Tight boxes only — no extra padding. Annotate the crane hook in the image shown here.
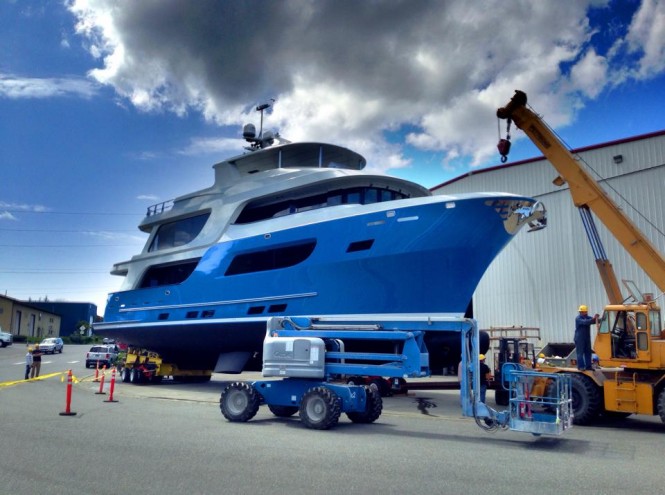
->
[497,118,512,163]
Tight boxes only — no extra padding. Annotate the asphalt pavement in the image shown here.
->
[1,344,664,495]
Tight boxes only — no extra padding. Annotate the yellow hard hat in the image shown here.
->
[539,353,545,358]
[578,305,588,312]
[479,354,485,360]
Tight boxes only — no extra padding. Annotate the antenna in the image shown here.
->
[256,99,275,141]
[243,99,276,151]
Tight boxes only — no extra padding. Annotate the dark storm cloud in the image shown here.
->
[68,0,663,173]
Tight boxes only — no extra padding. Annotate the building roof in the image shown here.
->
[431,129,665,191]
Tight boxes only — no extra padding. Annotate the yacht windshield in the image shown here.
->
[148,213,210,252]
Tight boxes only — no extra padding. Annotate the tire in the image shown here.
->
[130,368,141,384]
[268,405,299,417]
[570,373,602,425]
[346,376,364,386]
[657,388,665,424]
[220,382,261,422]
[347,386,383,424]
[299,386,341,430]
[120,368,131,383]
[85,361,90,369]
[369,377,392,397]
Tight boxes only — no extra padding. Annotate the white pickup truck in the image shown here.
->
[0,327,12,347]
[85,344,119,368]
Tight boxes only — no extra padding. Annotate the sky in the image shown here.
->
[1,0,664,316]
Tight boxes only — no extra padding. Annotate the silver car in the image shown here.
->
[39,337,64,354]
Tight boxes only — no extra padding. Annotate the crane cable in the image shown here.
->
[525,102,665,241]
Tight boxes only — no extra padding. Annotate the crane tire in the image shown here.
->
[657,388,665,424]
[570,373,602,425]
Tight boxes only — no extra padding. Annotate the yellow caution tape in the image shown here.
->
[0,370,78,388]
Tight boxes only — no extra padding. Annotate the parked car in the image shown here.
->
[39,337,64,354]
[85,344,119,369]
[0,327,12,348]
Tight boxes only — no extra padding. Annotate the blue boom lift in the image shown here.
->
[220,315,573,435]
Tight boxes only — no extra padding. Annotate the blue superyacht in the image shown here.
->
[94,104,545,372]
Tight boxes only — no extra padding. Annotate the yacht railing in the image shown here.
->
[146,200,174,217]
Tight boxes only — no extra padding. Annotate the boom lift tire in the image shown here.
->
[220,382,261,422]
[570,373,602,425]
[299,386,341,430]
[120,368,131,383]
[268,405,299,417]
[346,386,383,424]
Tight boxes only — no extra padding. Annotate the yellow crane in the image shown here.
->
[497,91,665,425]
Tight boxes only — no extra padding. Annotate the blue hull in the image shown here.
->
[97,195,528,370]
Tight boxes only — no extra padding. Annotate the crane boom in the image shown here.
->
[497,90,665,296]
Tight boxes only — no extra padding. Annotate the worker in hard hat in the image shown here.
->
[478,354,491,403]
[575,305,600,371]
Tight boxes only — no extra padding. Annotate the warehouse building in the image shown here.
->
[0,294,62,339]
[432,130,665,348]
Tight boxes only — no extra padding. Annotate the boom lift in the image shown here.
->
[497,90,665,424]
[220,316,572,435]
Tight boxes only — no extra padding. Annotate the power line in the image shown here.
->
[0,228,137,233]
[0,244,140,247]
[1,209,139,216]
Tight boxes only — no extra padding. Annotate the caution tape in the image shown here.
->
[0,370,80,388]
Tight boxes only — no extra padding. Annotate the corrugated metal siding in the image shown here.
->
[433,132,665,347]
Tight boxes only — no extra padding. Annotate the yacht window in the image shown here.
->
[225,241,316,276]
[149,212,210,252]
[346,191,361,204]
[364,188,378,204]
[138,259,200,288]
[235,187,409,224]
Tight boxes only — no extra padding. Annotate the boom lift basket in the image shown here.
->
[506,368,573,435]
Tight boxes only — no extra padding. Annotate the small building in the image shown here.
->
[432,130,665,346]
[0,295,62,339]
[27,301,98,338]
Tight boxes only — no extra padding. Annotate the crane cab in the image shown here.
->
[595,301,663,369]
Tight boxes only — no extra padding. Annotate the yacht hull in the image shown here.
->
[96,194,534,371]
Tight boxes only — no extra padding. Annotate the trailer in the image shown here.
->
[220,316,573,435]
[118,347,212,384]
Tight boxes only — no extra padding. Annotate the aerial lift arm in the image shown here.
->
[497,90,665,297]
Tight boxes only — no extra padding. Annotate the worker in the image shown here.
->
[575,305,600,371]
[478,354,491,403]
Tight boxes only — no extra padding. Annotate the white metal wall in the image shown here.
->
[433,132,665,348]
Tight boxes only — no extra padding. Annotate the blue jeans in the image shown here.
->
[575,331,592,370]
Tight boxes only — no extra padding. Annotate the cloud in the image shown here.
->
[0,74,98,99]
[66,0,663,177]
[136,195,158,201]
[177,137,243,157]
[570,49,609,99]
[0,201,50,213]
[0,211,18,221]
[623,0,665,78]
